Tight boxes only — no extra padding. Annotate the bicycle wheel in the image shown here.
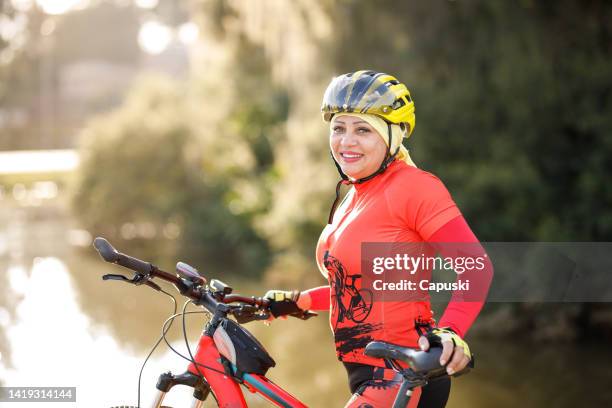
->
[350,289,373,323]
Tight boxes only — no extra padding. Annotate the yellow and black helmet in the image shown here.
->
[321,70,416,135]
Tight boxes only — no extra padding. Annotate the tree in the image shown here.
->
[73,74,270,277]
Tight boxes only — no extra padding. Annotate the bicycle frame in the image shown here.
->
[150,330,307,408]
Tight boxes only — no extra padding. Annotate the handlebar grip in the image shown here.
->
[93,237,119,262]
[93,237,153,275]
[116,252,153,275]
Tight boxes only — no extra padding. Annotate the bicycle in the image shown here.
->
[93,237,472,408]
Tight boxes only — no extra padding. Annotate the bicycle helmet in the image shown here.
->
[321,70,415,135]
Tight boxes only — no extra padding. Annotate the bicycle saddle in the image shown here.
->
[364,341,447,379]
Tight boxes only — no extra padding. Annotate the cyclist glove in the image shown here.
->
[427,327,473,368]
[264,289,303,317]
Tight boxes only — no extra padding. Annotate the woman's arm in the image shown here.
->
[428,215,494,338]
[298,286,330,312]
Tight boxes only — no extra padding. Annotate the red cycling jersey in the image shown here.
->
[313,159,487,367]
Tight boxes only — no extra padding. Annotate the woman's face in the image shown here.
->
[330,115,388,180]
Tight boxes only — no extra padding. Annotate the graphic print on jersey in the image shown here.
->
[324,250,373,326]
[324,250,380,360]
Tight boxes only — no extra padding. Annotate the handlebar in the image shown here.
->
[92,237,315,323]
[223,295,267,306]
[93,237,199,295]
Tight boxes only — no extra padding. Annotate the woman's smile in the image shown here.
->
[339,150,365,163]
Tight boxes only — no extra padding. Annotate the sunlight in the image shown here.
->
[138,21,172,55]
[135,0,158,9]
[0,150,79,174]
[178,22,199,45]
[10,0,33,12]
[35,0,89,15]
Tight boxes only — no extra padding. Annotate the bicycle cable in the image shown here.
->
[160,310,228,377]
[175,301,223,405]
[182,300,208,381]
[136,287,177,408]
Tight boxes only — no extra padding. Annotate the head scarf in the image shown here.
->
[331,113,417,168]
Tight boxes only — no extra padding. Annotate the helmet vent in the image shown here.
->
[391,98,406,110]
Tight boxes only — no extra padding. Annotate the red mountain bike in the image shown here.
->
[93,237,469,408]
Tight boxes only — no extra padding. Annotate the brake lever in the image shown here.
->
[233,307,270,324]
[102,273,161,291]
[289,310,318,320]
[234,314,270,324]
[102,273,131,282]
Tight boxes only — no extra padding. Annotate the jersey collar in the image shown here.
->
[353,159,404,193]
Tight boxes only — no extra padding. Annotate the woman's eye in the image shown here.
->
[332,126,344,133]
[357,127,371,133]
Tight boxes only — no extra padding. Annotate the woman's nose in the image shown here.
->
[340,131,358,147]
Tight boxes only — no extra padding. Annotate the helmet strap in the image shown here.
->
[330,151,350,181]
[327,179,350,224]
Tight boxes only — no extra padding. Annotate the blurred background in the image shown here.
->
[1,0,611,406]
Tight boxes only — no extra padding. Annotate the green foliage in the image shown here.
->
[72,29,291,281]
[72,74,270,277]
[326,0,612,241]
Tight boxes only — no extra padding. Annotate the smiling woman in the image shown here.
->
[260,70,493,408]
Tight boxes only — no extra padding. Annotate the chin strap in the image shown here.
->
[327,122,399,224]
[327,179,349,224]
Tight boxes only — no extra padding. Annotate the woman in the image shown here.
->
[265,70,492,407]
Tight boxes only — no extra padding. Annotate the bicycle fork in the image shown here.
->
[151,370,210,408]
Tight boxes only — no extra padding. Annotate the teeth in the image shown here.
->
[342,153,362,158]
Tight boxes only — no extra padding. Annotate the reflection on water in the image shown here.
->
[1,179,611,407]
[0,255,214,408]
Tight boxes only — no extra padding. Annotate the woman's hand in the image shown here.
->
[262,289,308,323]
[263,291,312,324]
[418,328,472,376]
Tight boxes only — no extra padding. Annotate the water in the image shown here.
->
[1,179,611,407]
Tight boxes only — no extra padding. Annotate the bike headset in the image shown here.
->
[321,70,416,224]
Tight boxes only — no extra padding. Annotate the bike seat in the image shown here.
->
[364,341,447,379]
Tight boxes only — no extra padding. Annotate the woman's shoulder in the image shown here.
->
[383,161,460,235]
[385,161,450,197]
